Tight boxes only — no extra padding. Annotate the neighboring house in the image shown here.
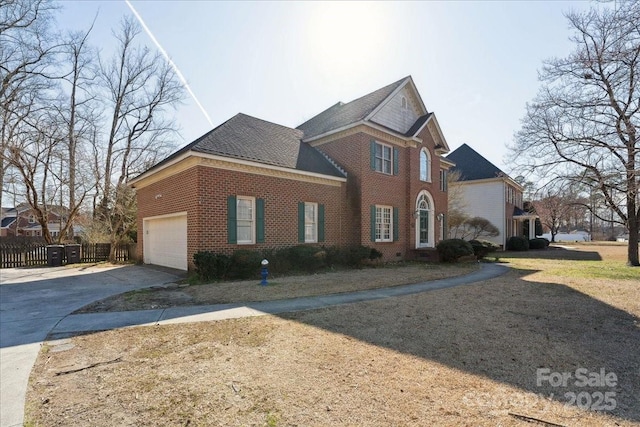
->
[130,76,453,271]
[446,143,538,248]
[0,204,68,238]
[1,207,17,237]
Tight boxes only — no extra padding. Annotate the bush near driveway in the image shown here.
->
[436,239,474,262]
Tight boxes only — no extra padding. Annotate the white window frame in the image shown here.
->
[304,202,318,243]
[28,214,35,224]
[401,96,408,109]
[374,141,393,175]
[420,148,431,182]
[439,169,447,191]
[236,196,255,245]
[375,205,393,243]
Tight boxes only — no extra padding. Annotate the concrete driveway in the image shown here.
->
[0,264,183,427]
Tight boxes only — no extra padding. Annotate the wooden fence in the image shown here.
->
[0,243,134,268]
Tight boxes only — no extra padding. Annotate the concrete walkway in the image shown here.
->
[51,263,509,335]
[1,262,508,427]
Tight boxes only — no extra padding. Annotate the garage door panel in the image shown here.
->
[144,214,187,270]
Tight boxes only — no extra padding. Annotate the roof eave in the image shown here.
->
[302,120,421,146]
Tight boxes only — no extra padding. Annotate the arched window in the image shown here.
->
[401,96,408,109]
[419,148,431,182]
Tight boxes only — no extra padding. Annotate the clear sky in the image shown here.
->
[56,0,593,173]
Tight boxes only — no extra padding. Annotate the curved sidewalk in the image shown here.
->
[50,263,509,337]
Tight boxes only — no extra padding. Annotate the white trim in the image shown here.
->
[419,148,432,182]
[414,190,435,248]
[302,120,421,146]
[365,76,428,122]
[425,113,450,153]
[373,140,393,175]
[129,151,347,187]
[143,211,188,221]
[374,205,393,243]
[304,202,318,243]
[236,196,255,245]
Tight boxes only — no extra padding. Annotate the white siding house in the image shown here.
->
[447,144,537,248]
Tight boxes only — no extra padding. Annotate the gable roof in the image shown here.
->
[297,77,410,139]
[446,143,507,181]
[135,113,346,181]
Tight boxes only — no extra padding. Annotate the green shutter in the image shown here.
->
[227,195,237,244]
[318,204,325,242]
[370,205,376,242]
[256,198,265,243]
[393,147,399,175]
[393,207,399,241]
[370,140,376,170]
[298,202,305,243]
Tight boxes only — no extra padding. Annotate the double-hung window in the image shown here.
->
[304,202,317,243]
[375,205,392,242]
[374,142,392,175]
[439,169,447,192]
[236,196,254,244]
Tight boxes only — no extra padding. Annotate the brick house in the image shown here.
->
[446,143,538,248]
[130,76,453,270]
[0,204,68,238]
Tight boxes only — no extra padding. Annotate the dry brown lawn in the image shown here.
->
[25,244,640,426]
[75,262,479,313]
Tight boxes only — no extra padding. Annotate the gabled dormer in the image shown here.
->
[367,77,426,135]
[297,76,450,155]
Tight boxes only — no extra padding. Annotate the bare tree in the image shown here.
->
[446,170,468,238]
[510,1,640,266]
[0,0,58,211]
[94,17,183,260]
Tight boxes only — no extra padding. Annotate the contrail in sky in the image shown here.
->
[125,0,214,127]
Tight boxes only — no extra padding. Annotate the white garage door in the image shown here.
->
[143,213,188,270]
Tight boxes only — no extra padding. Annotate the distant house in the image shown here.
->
[0,204,68,238]
[446,143,538,248]
[130,76,454,270]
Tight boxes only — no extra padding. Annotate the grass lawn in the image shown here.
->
[25,243,640,426]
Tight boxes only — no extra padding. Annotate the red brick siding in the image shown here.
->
[319,129,448,260]
[136,165,345,270]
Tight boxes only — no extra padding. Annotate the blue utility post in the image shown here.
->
[260,259,269,285]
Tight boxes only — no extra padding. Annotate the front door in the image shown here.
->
[419,210,429,246]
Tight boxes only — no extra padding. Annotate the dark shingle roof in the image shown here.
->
[297,77,409,139]
[446,143,506,181]
[142,114,346,179]
[1,217,16,227]
[405,113,432,137]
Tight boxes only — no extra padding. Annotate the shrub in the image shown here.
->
[529,237,550,250]
[468,239,499,260]
[229,249,263,279]
[506,236,530,251]
[436,239,474,263]
[286,245,326,272]
[193,251,232,281]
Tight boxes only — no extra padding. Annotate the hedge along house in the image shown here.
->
[130,76,453,270]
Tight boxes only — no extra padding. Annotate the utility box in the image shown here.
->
[65,244,81,264]
[46,245,64,267]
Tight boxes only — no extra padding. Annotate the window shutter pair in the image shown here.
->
[227,196,264,244]
[369,140,399,175]
[298,202,325,243]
